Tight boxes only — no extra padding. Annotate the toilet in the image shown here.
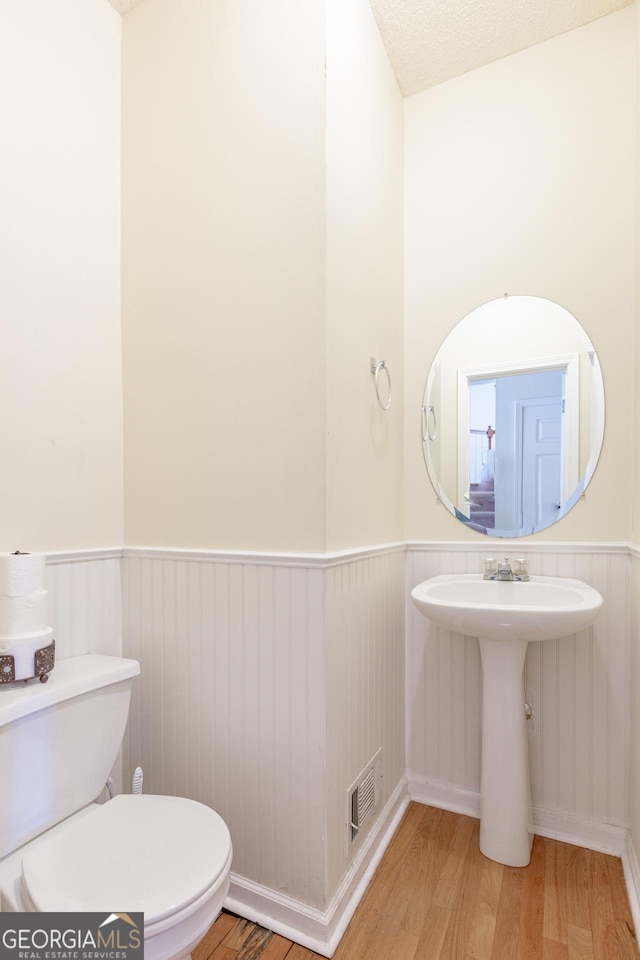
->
[0,654,232,960]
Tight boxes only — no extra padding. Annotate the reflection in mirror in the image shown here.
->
[421,296,605,538]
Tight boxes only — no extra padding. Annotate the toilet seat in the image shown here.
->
[21,794,232,926]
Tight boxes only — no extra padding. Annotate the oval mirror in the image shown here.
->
[421,296,605,538]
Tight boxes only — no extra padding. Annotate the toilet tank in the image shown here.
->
[0,654,140,859]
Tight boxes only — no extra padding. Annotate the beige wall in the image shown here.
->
[122,0,404,554]
[405,9,635,543]
[0,0,123,551]
[325,0,404,551]
[4,1,634,560]
[121,0,327,552]
[634,0,640,549]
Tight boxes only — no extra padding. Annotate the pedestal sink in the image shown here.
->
[411,573,603,867]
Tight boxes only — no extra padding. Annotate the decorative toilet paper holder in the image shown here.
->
[0,639,56,684]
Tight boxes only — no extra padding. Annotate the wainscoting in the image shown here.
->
[45,548,123,660]
[44,549,124,791]
[41,541,640,954]
[627,548,640,937]
[120,545,407,955]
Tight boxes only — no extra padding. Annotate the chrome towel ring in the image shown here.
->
[421,404,437,442]
[370,357,391,411]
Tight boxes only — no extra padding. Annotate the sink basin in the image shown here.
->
[411,573,603,642]
[411,572,603,868]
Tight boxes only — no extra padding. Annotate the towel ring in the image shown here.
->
[421,404,437,442]
[370,357,391,411]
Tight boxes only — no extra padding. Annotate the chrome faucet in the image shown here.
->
[483,557,530,581]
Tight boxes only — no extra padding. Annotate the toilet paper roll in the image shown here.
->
[0,628,54,682]
[0,553,46,597]
[0,590,48,637]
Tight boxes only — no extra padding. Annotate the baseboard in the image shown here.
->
[622,833,640,943]
[408,774,480,818]
[408,775,627,855]
[225,777,409,958]
[533,806,626,855]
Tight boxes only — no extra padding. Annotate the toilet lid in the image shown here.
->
[21,795,232,923]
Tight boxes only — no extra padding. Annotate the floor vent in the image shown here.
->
[347,749,382,851]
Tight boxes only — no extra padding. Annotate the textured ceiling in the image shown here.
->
[368,0,633,96]
[106,0,633,98]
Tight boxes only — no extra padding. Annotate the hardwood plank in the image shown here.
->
[615,919,640,960]
[439,817,484,960]
[566,847,590,931]
[586,850,620,960]
[370,805,446,944]
[193,913,239,960]
[401,806,447,936]
[413,902,452,960]
[254,934,294,960]
[544,840,568,944]
[607,856,636,928]
[542,939,569,960]
[208,947,238,960]
[334,803,436,958]
[467,853,504,960]
[236,926,275,960]
[567,924,594,960]
[375,928,419,960]
[491,865,526,960]
[285,946,317,960]
[223,918,257,951]
[518,836,546,960]
[432,813,476,909]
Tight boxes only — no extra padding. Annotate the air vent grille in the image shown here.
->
[347,749,382,849]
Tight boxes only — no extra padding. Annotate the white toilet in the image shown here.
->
[0,654,232,960]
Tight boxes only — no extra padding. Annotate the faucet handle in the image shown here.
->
[482,557,497,579]
[513,558,530,580]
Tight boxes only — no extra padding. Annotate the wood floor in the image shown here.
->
[193,802,639,960]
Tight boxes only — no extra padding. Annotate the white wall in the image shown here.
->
[325,0,404,551]
[0,0,123,552]
[121,0,327,553]
[405,9,635,543]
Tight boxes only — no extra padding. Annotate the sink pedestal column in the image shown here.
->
[479,636,533,867]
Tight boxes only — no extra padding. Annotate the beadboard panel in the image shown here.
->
[628,551,640,860]
[325,550,406,901]
[45,551,123,660]
[121,546,407,915]
[406,544,630,828]
[122,554,327,910]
